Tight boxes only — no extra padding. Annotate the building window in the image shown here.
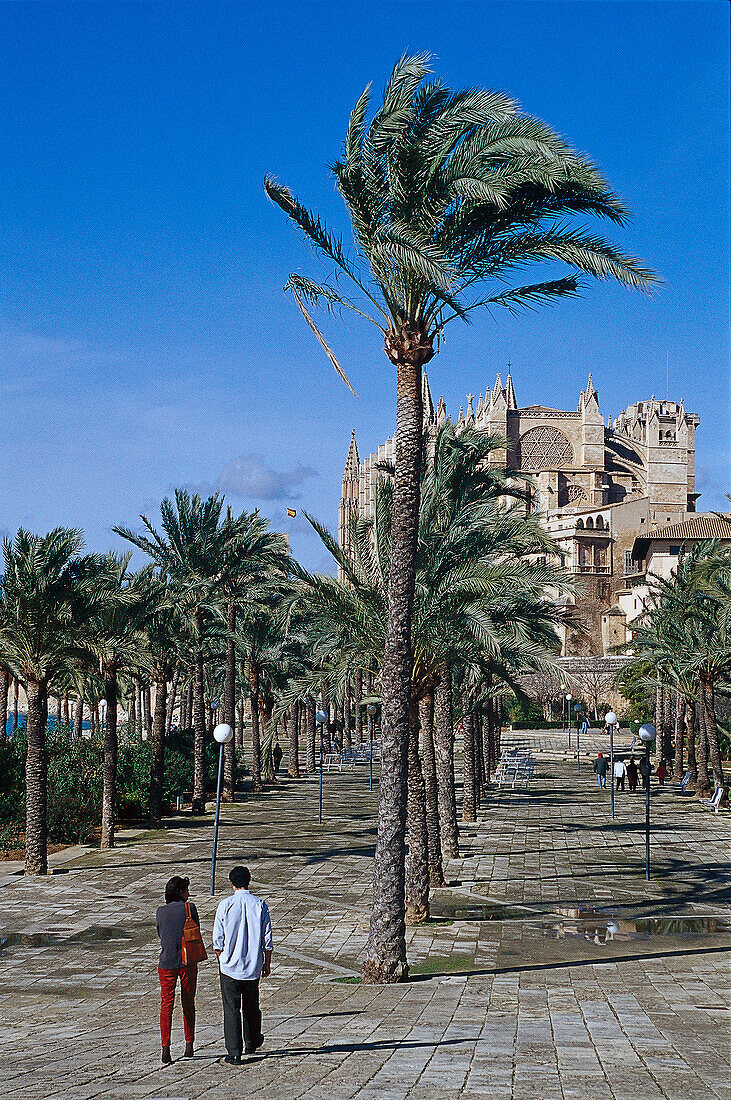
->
[519,425,573,470]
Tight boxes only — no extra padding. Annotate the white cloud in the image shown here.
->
[217,454,317,501]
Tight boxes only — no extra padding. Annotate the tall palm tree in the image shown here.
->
[89,555,149,849]
[266,54,654,980]
[0,529,109,874]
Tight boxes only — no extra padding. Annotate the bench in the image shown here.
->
[494,753,536,789]
[699,787,725,813]
[322,753,355,772]
[672,770,691,794]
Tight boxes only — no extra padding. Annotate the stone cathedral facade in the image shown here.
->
[338,371,700,657]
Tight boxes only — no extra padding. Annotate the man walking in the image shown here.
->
[614,757,627,791]
[593,752,608,788]
[213,866,273,1065]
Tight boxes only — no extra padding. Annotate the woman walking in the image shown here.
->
[156,876,200,1064]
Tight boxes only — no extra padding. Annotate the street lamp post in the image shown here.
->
[367,704,378,791]
[315,709,328,824]
[605,711,617,820]
[210,722,234,895]
[638,723,656,880]
[573,703,582,769]
[566,693,572,747]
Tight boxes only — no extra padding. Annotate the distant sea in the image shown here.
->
[4,717,92,736]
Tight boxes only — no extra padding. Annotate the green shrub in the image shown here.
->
[46,727,102,843]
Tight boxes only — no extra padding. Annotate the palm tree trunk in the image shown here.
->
[685,700,697,788]
[249,669,262,793]
[0,667,9,739]
[287,703,300,778]
[12,678,19,733]
[149,672,168,828]
[354,669,363,745]
[433,669,459,860]
[363,354,423,985]
[74,694,84,739]
[100,670,119,849]
[306,698,316,773]
[24,679,48,875]
[260,700,275,782]
[419,691,444,888]
[192,641,207,814]
[166,668,180,734]
[236,699,245,752]
[62,695,70,726]
[223,601,237,802]
[405,697,429,924]
[344,695,352,751]
[462,708,476,823]
[695,679,712,797]
[672,693,685,783]
[701,676,724,788]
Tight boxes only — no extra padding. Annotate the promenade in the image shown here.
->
[1,753,729,1100]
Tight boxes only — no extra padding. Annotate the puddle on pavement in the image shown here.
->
[0,923,147,953]
[430,901,540,921]
[540,909,731,944]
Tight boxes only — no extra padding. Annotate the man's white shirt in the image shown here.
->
[213,889,273,980]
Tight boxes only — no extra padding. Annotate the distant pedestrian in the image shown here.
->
[639,755,652,789]
[213,866,273,1066]
[614,758,627,791]
[657,760,667,785]
[627,756,639,792]
[156,876,200,1065]
[272,739,283,775]
[593,753,608,788]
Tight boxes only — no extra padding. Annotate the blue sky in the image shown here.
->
[2,1,729,571]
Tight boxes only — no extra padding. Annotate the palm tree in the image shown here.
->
[89,554,149,849]
[0,529,109,874]
[266,54,654,980]
[287,424,575,946]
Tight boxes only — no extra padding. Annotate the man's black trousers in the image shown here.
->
[219,973,263,1056]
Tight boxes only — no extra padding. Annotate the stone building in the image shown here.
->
[339,371,701,656]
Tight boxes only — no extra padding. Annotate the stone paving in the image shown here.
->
[0,754,729,1100]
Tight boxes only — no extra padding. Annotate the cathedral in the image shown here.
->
[338,371,700,657]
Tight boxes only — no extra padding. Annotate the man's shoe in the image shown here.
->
[161,1046,172,1065]
[223,1054,242,1065]
[245,1034,264,1055]
[184,1042,194,1058]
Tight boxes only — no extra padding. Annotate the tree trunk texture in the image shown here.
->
[260,700,275,782]
[74,695,84,739]
[249,670,262,793]
[363,350,425,985]
[222,601,237,802]
[24,679,48,875]
[287,703,300,778]
[419,692,444,888]
[694,682,712,797]
[405,698,430,925]
[236,699,245,753]
[433,669,459,860]
[475,710,484,803]
[100,671,119,849]
[344,696,352,751]
[334,700,344,752]
[461,709,477,823]
[354,670,364,745]
[192,644,207,813]
[144,686,153,739]
[62,696,70,726]
[306,699,316,773]
[149,673,167,828]
[700,676,724,788]
[166,668,180,734]
[685,701,697,788]
[0,667,9,739]
[12,678,19,732]
[672,694,685,783]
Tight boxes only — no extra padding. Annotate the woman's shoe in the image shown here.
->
[184,1042,194,1058]
[161,1046,172,1065]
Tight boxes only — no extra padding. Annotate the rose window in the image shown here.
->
[519,426,573,470]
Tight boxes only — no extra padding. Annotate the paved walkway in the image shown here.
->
[1,759,729,1099]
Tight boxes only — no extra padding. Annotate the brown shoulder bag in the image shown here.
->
[181,902,208,966]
